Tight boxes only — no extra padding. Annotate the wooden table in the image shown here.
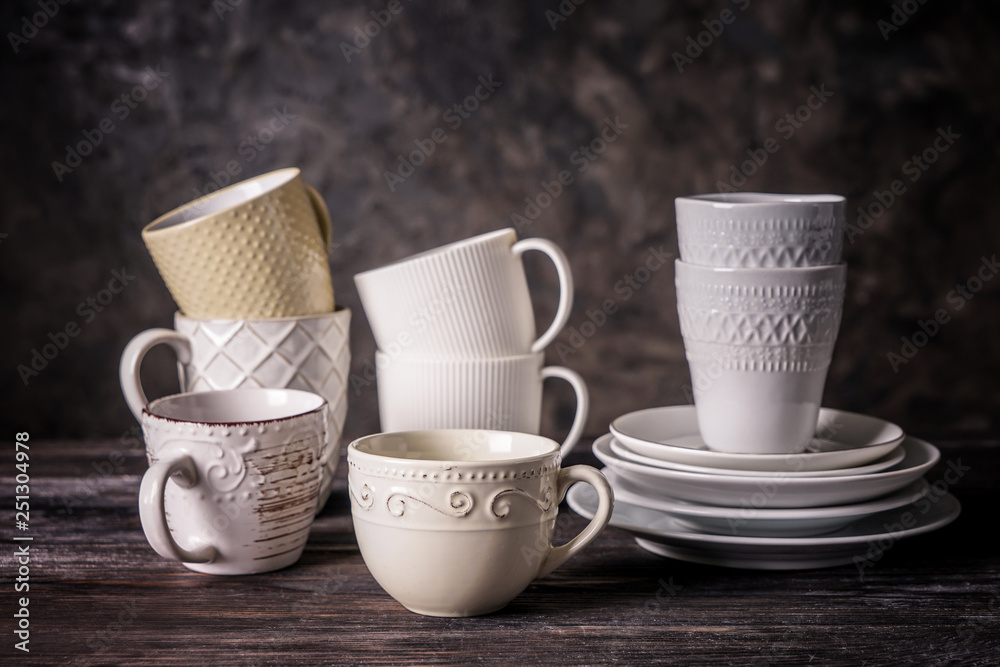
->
[3,438,998,665]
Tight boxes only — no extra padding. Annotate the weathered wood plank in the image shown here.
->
[0,440,997,665]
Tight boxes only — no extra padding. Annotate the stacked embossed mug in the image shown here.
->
[354,228,589,457]
[674,193,846,455]
[122,168,351,519]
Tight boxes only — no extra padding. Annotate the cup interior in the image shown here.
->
[352,429,558,464]
[146,388,325,424]
[147,169,300,231]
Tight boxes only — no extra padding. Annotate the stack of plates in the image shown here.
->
[568,405,961,570]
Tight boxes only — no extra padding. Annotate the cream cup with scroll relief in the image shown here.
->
[354,228,573,358]
[675,193,845,268]
[374,350,588,457]
[347,429,614,617]
[675,260,846,455]
[136,388,327,575]
[119,308,351,513]
[142,167,335,319]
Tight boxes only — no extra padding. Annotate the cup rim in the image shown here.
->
[349,429,560,467]
[143,167,303,236]
[373,349,543,365]
[143,387,327,426]
[674,258,847,277]
[173,305,351,325]
[354,228,516,281]
[676,192,845,208]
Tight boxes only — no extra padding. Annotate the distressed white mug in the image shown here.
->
[348,429,614,616]
[354,228,574,358]
[137,388,327,575]
[375,351,589,457]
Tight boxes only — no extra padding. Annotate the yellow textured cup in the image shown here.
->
[142,168,335,318]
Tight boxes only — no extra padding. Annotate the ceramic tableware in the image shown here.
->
[603,468,929,537]
[142,167,334,318]
[675,260,846,454]
[374,351,588,457]
[137,388,328,575]
[568,479,960,570]
[610,406,904,472]
[593,434,939,508]
[675,192,845,268]
[354,229,573,358]
[608,438,905,478]
[120,309,351,511]
[347,429,613,617]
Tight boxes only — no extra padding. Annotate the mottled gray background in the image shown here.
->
[2,0,998,445]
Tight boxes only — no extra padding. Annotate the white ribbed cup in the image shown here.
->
[374,351,589,457]
[675,260,846,454]
[354,229,574,358]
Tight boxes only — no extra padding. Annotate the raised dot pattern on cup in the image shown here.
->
[145,185,333,318]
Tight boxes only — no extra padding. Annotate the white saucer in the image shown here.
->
[603,468,930,537]
[610,406,904,472]
[567,481,961,570]
[609,438,905,478]
[593,433,939,508]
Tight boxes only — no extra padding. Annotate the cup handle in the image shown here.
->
[537,465,614,578]
[138,454,218,564]
[119,329,192,421]
[304,183,333,254]
[511,238,574,353]
[540,366,589,458]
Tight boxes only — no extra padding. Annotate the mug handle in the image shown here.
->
[138,454,218,564]
[540,366,589,458]
[537,465,614,578]
[511,238,574,353]
[304,183,333,254]
[120,329,192,420]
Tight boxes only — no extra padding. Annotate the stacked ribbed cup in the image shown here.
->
[354,228,589,456]
[674,193,847,454]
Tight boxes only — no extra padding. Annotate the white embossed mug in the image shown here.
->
[675,193,845,268]
[353,228,573,358]
[137,388,327,575]
[347,429,614,616]
[374,351,588,457]
[675,260,846,454]
[142,167,335,318]
[119,309,350,511]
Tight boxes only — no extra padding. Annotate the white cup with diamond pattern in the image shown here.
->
[120,309,351,511]
[675,193,844,268]
[675,260,846,454]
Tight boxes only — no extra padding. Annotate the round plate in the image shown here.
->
[604,468,930,537]
[609,438,905,478]
[593,434,939,508]
[610,406,904,472]
[567,482,961,570]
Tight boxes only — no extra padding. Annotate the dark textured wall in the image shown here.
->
[2,0,998,445]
